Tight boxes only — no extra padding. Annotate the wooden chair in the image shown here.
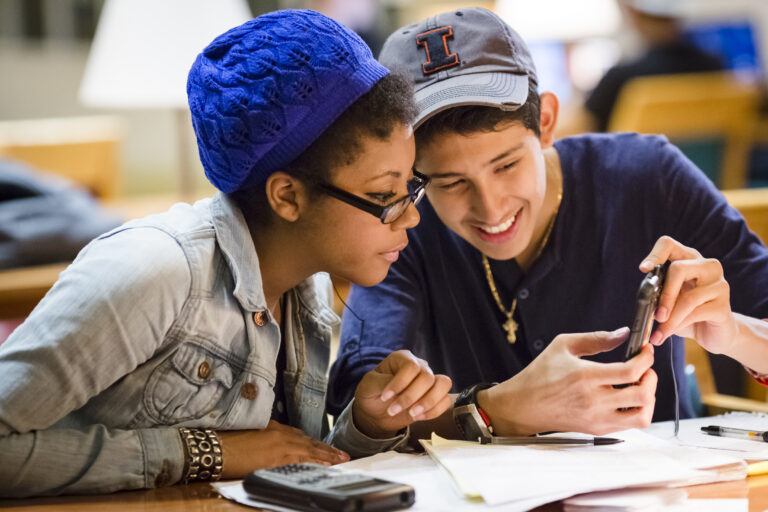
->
[0,116,122,199]
[608,72,761,189]
[685,339,768,414]
[0,116,123,324]
[682,188,768,414]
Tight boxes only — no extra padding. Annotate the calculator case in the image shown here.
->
[243,464,415,512]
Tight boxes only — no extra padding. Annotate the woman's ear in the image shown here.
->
[264,171,307,222]
[539,91,560,149]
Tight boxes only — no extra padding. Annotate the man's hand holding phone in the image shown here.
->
[477,329,657,437]
[638,236,737,354]
[622,262,667,362]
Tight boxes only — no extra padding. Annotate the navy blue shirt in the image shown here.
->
[328,134,768,422]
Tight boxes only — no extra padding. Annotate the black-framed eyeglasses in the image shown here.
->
[313,170,430,224]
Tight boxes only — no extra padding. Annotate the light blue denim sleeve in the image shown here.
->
[0,227,190,497]
[325,399,409,458]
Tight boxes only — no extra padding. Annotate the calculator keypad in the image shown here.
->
[259,463,371,489]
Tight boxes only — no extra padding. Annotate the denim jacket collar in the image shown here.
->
[210,193,338,325]
[210,193,267,312]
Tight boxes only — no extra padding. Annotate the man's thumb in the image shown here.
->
[567,327,629,357]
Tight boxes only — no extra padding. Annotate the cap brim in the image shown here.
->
[414,72,529,129]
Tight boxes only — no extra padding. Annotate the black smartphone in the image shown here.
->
[623,263,667,361]
[242,462,415,512]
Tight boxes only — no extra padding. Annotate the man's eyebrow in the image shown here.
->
[425,143,525,179]
[365,170,401,183]
[487,143,524,165]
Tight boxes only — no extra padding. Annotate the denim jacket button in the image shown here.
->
[241,382,258,400]
[198,361,211,379]
[253,311,268,327]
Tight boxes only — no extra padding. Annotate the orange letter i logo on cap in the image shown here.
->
[416,26,459,75]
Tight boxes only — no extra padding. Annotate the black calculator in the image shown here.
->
[242,463,415,511]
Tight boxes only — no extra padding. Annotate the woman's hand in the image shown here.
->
[352,350,452,438]
[218,421,349,479]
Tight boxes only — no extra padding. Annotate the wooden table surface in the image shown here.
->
[0,475,766,511]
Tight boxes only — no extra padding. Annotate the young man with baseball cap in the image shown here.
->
[329,7,768,440]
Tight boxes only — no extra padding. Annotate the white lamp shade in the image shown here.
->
[495,0,622,42]
[79,0,252,109]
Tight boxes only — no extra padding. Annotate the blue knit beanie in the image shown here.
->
[187,10,389,193]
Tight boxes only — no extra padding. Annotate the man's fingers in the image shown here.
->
[606,368,658,409]
[564,327,629,357]
[656,258,724,322]
[591,343,654,385]
[655,281,726,341]
[639,235,700,272]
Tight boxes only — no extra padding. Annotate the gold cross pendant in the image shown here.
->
[503,317,518,344]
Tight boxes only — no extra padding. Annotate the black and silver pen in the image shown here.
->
[490,436,623,445]
[700,425,768,443]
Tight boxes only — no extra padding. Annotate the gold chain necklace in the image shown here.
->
[482,179,563,344]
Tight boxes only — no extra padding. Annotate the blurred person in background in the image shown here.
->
[559,0,723,136]
[308,0,387,54]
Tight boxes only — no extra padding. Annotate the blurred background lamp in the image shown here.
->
[78,0,252,196]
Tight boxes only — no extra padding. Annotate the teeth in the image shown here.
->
[480,215,516,234]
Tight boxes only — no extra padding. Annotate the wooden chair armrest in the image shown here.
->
[701,392,768,415]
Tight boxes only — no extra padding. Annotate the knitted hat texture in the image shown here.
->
[187,9,389,193]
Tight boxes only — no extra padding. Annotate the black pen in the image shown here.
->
[700,425,768,443]
[490,436,623,445]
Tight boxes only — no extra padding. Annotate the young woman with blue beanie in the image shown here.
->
[0,10,450,496]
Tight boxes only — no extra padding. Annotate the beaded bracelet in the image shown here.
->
[179,427,223,483]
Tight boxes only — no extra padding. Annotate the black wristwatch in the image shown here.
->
[453,383,497,444]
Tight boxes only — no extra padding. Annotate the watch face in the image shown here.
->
[453,404,493,443]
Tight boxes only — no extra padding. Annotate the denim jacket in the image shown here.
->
[0,193,406,497]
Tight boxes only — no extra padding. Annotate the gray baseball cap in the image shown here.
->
[378,7,537,128]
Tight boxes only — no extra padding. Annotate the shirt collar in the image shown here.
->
[210,193,338,323]
[211,192,266,311]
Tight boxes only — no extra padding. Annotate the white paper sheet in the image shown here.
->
[213,453,569,512]
[644,412,768,461]
[421,429,744,507]
[340,451,574,512]
[212,417,755,511]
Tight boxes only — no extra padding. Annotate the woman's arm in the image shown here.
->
[0,228,190,496]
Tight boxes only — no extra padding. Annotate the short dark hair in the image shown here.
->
[416,82,541,150]
[230,72,418,224]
